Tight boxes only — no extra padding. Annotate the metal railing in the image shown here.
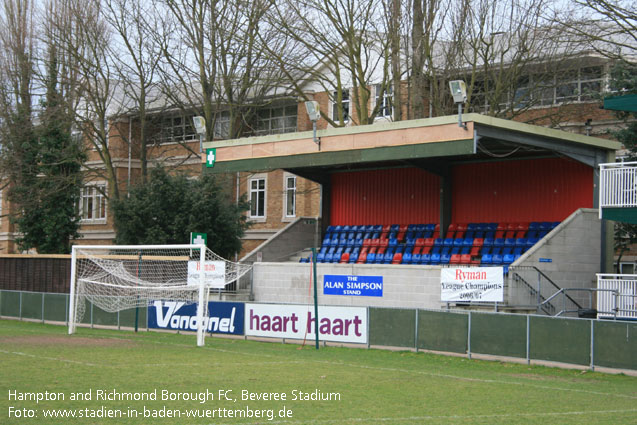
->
[597,274,637,319]
[599,162,637,216]
[507,266,582,316]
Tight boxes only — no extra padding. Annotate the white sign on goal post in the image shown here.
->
[441,267,504,302]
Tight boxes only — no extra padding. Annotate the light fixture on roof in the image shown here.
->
[584,118,592,136]
[305,101,321,150]
[193,116,206,152]
[449,80,467,130]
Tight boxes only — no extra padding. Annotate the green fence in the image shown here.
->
[1,289,635,371]
[0,289,148,330]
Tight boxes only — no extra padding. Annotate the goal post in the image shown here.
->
[67,244,252,346]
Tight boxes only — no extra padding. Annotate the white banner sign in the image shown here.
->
[245,304,367,344]
[441,267,504,302]
[187,260,226,288]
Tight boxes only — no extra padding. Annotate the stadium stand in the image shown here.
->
[305,221,560,265]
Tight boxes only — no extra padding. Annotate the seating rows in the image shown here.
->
[301,221,559,265]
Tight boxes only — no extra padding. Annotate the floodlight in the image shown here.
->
[305,101,320,122]
[192,116,206,135]
[304,101,321,150]
[449,80,467,104]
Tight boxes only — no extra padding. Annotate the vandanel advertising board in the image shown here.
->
[245,304,368,344]
[148,301,244,335]
[440,267,504,302]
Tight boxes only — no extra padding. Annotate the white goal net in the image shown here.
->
[68,244,252,346]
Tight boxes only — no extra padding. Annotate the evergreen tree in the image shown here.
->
[10,47,85,254]
[112,168,250,259]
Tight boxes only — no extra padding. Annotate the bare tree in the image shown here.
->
[103,0,164,183]
[269,0,392,127]
[158,0,286,142]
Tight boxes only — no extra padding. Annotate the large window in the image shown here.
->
[255,104,297,136]
[249,177,266,219]
[469,65,605,112]
[153,115,197,144]
[284,175,296,218]
[80,185,107,221]
[375,84,393,118]
[332,89,350,122]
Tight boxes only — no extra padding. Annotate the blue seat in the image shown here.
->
[441,253,451,264]
[430,253,441,264]
[454,238,464,247]
[443,238,454,247]
[333,225,343,234]
[367,253,376,263]
[481,254,492,265]
[527,237,539,247]
[388,238,398,248]
[492,254,503,265]
[494,238,505,247]
[349,252,359,263]
[461,246,471,255]
[403,252,412,264]
[324,247,336,262]
[463,237,474,247]
[342,225,351,233]
[503,254,515,265]
[483,237,494,247]
[434,238,444,246]
[504,238,516,247]
[515,238,527,247]
[412,253,422,264]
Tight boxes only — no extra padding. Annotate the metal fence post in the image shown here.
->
[526,315,530,365]
[467,311,472,360]
[590,320,595,371]
[415,309,419,352]
[41,293,45,323]
[19,291,22,320]
[90,302,94,328]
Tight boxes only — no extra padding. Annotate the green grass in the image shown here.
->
[1,319,636,424]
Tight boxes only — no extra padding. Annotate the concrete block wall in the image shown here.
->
[242,217,321,263]
[252,262,444,310]
[513,208,602,308]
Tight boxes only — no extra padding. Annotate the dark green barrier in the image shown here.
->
[417,310,467,354]
[471,312,527,358]
[92,304,119,326]
[593,320,637,370]
[530,316,590,366]
[44,293,68,322]
[21,292,44,320]
[1,291,21,317]
[119,306,147,329]
[369,308,416,348]
[79,299,92,324]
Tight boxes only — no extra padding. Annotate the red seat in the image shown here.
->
[392,253,403,264]
[357,251,367,263]
[457,223,467,232]
[415,238,425,247]
[514,230,526,239]
[460,254,471,264]
[340,253,350,263]
[363,238,372,247]
[495,230,505,239]
[456,231,465,239]
[470,246,480,256]
[473,238,484,247]
[517,222,529,231]
[413,246,422,255]
[370,238,380,247]
[450,254,461,264]
[421,246,431,255]
[507,223,518,231]
[505,230,515,239]
[470,257,481,265]
[424,238,435,247]
[380,239,389,249]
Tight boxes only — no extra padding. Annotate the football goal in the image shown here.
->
[68,244,252,346]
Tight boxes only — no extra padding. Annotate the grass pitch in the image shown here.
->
[1,319,636,425]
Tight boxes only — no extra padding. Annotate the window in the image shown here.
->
[213,111,230,140]
[332,89,350,122]
[80,185,107,221]
[249,177,266,218]
[256,104,297,136]
[375,84,393,118]
[153,115,197,143]
[284,175,296,218]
